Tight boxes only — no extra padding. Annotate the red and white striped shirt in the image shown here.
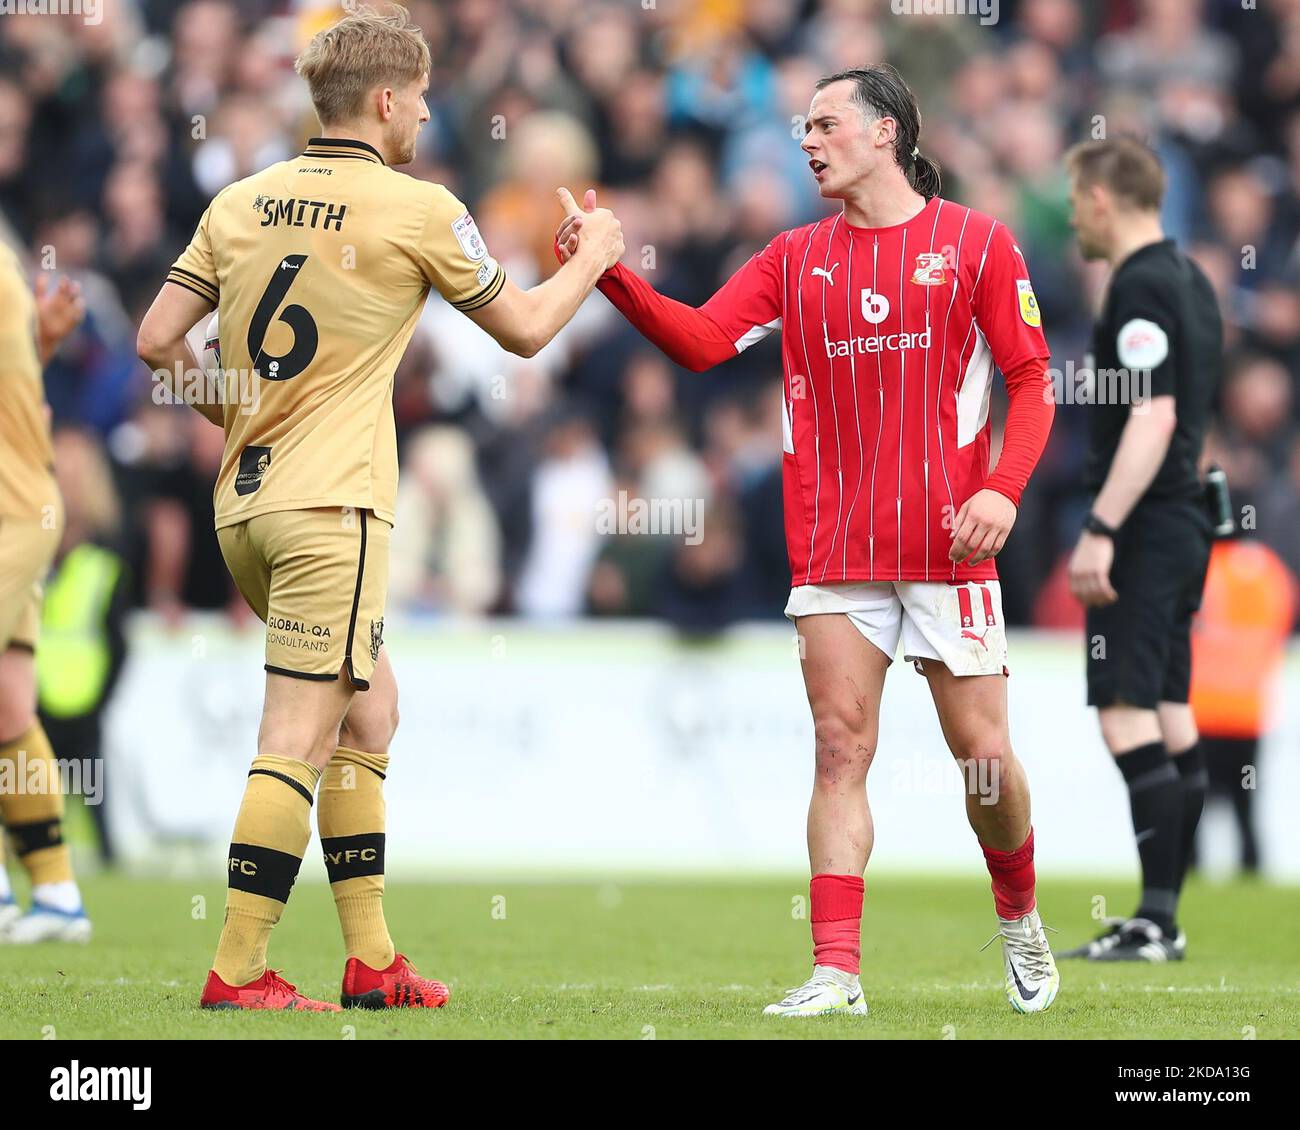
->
[595,197,1053,585]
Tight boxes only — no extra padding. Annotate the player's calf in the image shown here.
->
[320,745,395,971]
[922,664,1056,1009]
[806,701,878,874]
[208,754,321,993]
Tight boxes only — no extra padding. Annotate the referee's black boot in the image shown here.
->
[1059,917,1127,960]
[1089,917,1186,963]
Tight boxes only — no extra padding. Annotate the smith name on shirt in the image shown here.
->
[255,195,348,231]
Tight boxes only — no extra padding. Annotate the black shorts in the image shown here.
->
[1085,496,1212,709]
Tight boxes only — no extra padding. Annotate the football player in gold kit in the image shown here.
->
[0,253,88,944]
[137,5,622,1010]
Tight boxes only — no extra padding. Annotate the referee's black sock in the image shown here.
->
[1171,741,1208,899]
[1115,741,1181,935]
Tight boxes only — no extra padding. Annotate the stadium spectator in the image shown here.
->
[390,427,503,616]
[1205,353,1295,529]
[515,409,612,618]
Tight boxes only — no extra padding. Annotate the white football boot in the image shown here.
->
[986,910,1059,1014]
[2,903,92,944]
[0,897,20,938]
[763,965,869,1018]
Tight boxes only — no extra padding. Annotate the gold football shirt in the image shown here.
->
[167,137,506,529]
[0,244,57,521]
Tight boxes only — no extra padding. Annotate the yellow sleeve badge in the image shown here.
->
[1016,279,1041,328]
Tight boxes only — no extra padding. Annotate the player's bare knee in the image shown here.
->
[811,709,875,787]
[0,649,38,739]
[0,700,34,744]
[338,716,393,755]
[339,694,398,755]
[256,728,335,769]
[945,728,1009,768]
[257,713,340,768]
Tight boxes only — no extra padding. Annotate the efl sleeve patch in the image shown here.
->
[1015,279,1041,327]
[1116,317,1169,370]
[451,211,488,262]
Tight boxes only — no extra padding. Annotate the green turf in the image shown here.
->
[1,873,1296,1039]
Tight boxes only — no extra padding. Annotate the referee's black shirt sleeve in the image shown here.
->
[1110,275,1180,400]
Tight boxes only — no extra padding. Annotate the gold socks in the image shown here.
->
[212,754,320,987]
[319,747,394,970]
[0,724,73,886]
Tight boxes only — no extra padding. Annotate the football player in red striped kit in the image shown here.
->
[558,64,1059,1016]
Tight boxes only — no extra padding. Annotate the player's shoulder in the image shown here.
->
[935,202,1011,251]
[359,174,472,239]
[409,177,471,222]
[771,217,835,258]
[781,218,822,242]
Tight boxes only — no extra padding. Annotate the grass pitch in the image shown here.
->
[0,873,1296,1039]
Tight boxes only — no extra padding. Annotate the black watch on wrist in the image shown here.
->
[1083,512,1118,539]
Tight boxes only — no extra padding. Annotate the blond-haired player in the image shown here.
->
[137,4,621,1011]
[0,254,88,945]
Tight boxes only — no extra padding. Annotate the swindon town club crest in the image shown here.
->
[910,252,948,286]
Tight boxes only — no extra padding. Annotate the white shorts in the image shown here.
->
[785,581,1009,677]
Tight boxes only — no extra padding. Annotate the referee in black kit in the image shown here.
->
[1060,138,1223,962]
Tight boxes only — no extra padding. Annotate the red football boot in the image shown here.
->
[341,952,450,1009]
[200,968,341,1011]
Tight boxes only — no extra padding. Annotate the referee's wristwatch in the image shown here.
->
[1083,512,1119,539]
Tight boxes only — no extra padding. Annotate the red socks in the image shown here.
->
[809,834,1033,974]
[981,827,1037,920]
[810,873,864,974]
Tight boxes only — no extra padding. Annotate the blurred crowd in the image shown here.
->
[3,0,1300,630]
